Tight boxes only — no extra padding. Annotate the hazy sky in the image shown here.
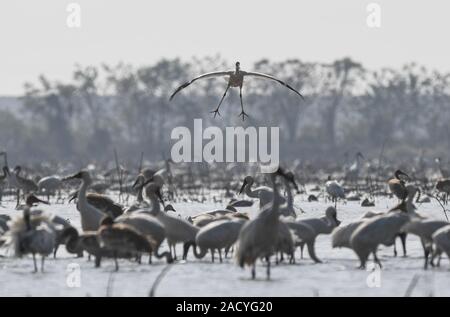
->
[0,0,448,95]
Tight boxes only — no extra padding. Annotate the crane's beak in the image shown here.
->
[399,170,410,181]
[140,176,155,188]
[164,204,176,212]
[132,176,145,190]
[35,197,50,205]
[68,191,78,203]
[239,180,247,195]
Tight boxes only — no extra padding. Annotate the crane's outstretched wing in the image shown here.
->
[242,72,305,101]
[169,71,233,101]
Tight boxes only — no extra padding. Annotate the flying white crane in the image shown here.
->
[170,62,304,121]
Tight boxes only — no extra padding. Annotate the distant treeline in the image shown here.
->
[1,56,449,167]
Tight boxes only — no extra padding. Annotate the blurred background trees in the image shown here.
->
[1,56,449,167]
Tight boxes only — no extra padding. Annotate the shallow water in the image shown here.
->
[0,191,448,297]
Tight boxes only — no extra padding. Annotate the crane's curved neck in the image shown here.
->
[23,208,31,231]
[3,153,8,169]
[262,176,281,218]
[77,176,103,231]
[78,177,89,204]
[280,177,293,211]
[244,181,260,199]
[147,190,161,214]
[193,244,208,259]
[406,189,418,213]
[136,186,144,202]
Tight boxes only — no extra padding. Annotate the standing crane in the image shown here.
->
[388,170,410,202]
[236,169,287,280]
[170,62,304,121]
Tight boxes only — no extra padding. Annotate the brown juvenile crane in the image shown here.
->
[388,170,410,202]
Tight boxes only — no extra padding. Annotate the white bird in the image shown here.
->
[37,175,62,201]
[294,206,341,261]
[345,152,365,184]
[143,181,199,261]
[187,218,247,262]
[325,176,345,208]
[186,205,249,228]
[62,171,105,231]
[349,185,420,269]
[332,188,419,255]
[332,220,367,250]
[402,219,449,269]
[170,62,304,121]
[431,225,450,267]
[239,175,286,209]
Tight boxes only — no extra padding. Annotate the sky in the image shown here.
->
[0,0,449,95]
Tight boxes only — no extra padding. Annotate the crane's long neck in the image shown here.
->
[77,177,104,231]
[284,178,293,209]
[3,153,7,169]
[23,208,32,231]
[78,178,89,206]
[279,177,293,215]
[147,190,161,214]
[356,155,362,168]
[406,189,418,214]
[262,176,281,220]
[136,186,144,202]
[192,243,208,259]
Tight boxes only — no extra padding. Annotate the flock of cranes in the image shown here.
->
[0,152,449,281]
[1,61,448,293]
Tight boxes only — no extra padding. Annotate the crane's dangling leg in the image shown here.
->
[238,85,249,121]
[400,233,407,257]
[32,253,38,273]
[373,252,382,269]
[41,256,45,273]
[114,251,119,271]
[211,84,230,118]
[16,189,20,208]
